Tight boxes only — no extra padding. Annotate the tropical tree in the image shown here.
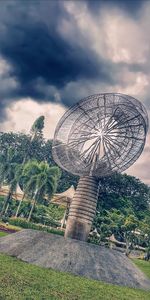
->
[30,116,45,141]
[22,116,45,164]
[0,154,6,190]
[0,132,51,164]
[139,215,150,260]
[93,209,139,255]
[98,172,150,217]
[0,147,21,216]
[19,160,61,222]
[0,132,31,165]
[122,214,139,256]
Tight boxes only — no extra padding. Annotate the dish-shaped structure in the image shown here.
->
[52,93,149,241]
[53,93,148,177]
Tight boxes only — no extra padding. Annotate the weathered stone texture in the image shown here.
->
[0,229,150,290]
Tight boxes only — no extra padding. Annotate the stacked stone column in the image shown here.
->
[65,176,100,241]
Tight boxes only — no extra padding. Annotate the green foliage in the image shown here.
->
[93,172,150,248]
[0,196,4,210]
[9,218,64,236]
[21,160,61,199]
[0,131,149,248]
[133,259,150,279]
[0,231,8,237]
[0,253,150,300]
[0,196,65,226]
[30,116,45,138]
[0,132,31,164]
[98,173,150,216]
[32,204,65,224]
[138,215,150,258]
[0,132,53,164]
[16,160,61,221]
[92,207,150,256]
[0,147,23,216]
[57,169,78,193]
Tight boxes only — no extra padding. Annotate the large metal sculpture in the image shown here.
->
[52,93,149,241]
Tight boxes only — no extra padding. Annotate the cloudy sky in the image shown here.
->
[0,0,149,184]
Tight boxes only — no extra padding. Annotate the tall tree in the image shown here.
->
[0,147,21,216]
[30,116,45,141]
[22,116,45,164]
[98,172,150,217]
[20,160,61,221]
[93,209,140,255]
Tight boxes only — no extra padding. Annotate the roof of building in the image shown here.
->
[51,185,75,206]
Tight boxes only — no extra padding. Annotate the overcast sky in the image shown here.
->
[0,0,149,184]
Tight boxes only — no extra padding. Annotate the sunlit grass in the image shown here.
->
[0,253,150,300]
[0,231,8,237]
[132,259,150,279]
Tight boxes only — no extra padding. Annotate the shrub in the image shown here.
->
[9,218,64,236]
[1,216,9,223]
[31,214,60,227]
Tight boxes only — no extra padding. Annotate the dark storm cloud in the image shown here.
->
[1,17,106,88]
[0,0,115,113]
[87,0,143,15]
[0,0,148,117]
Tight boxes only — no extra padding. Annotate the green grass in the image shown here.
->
[0,231,8,237]
[0,221,21,231]
[0,254,150,300]
[133,259,150,279]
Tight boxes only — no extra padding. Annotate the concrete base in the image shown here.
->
[65,176,99,241]
[0,229,150,290]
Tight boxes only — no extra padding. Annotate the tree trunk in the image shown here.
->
[27,189,38,222]
[27,199,36,222]
[4,203,9,215]
[125,237,131,257]
[61,201,70,229]
[61,209,67,229]
[65,176,100,241]
[0,188,12,217]
[15,192,26,218]
[22,133,35,165]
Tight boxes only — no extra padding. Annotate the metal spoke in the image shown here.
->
[107,113,141,133]
[52,93,148,177]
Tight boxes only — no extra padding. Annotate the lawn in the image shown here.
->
[0,231,8,237]
[0,254,150,300]
[133,259,150,279]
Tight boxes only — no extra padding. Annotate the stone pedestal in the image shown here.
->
[65,176,100,241]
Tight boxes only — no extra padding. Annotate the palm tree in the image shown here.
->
[14,160,40,217]
[14,165,26,218]
[0,147,21,216]
[22,116,45,165]
[2,178,17,216]
[19,160,61,222]
[15,116,45,214]
[0,152,7,190]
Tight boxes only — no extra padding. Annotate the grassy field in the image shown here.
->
[133,259,150,279]
[0,254,150,300]
[0,231,8,237]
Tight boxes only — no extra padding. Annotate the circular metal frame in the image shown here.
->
[52,93,149,177]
